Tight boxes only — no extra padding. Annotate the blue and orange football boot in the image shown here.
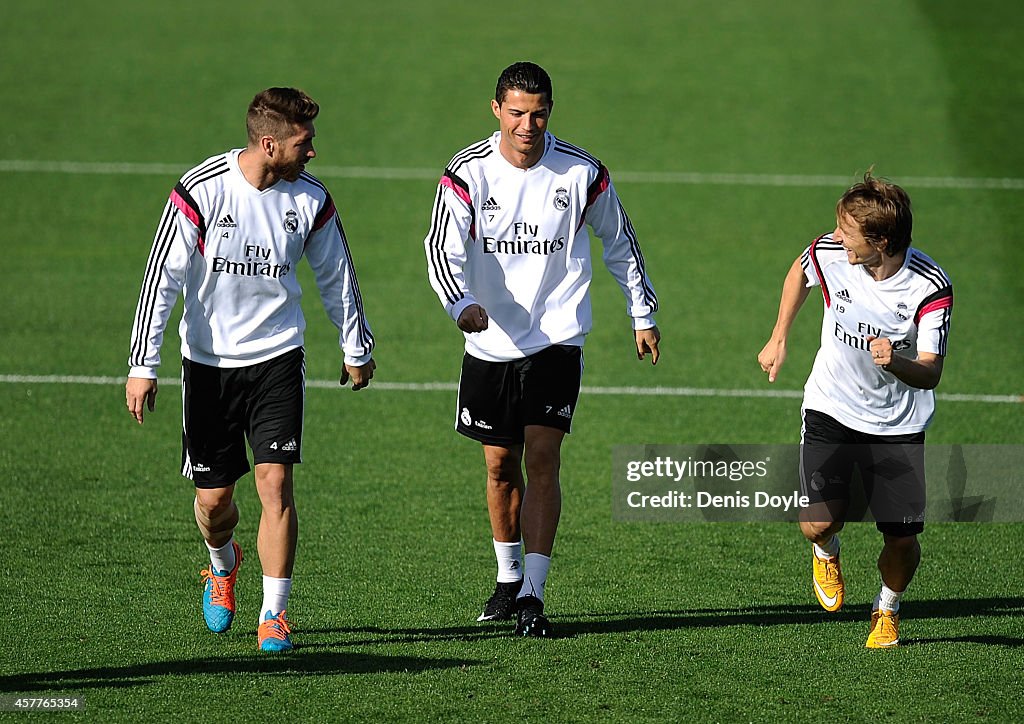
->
[258,610,294,652]
[200,541,242,633]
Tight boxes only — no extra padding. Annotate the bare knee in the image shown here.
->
[484,445,523,486]
[523,427,563,485]
[255,463,294,511]
[524,447,560,485]
[798,500,845,544]
[195,485,238,545]
[882,533,920,556]
[196,485,234,516]
[799,518,843,544]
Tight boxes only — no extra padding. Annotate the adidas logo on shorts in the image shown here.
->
[556,404,572,419]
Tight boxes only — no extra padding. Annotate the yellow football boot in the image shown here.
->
[812,547,844,612]
[865,609,900,648]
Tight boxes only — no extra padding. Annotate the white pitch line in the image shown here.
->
[0,375,1018,404]
[1,159,1022,191]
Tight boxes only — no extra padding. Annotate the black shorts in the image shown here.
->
[181,348,305,488]
[456,345,584,446]
[800,409,926,537]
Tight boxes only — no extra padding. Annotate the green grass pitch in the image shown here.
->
[1,0,1022,721]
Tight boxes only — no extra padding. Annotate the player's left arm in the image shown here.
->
[635,326,661,365]
[867,286,952,390]
[586,171,661,363]
[867,338,944,390]
[340,358,376,391]
[305,198,375,383]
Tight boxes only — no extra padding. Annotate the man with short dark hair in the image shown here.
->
[126,87,375,652]
[425,62,661,637]
[758,172,953,647]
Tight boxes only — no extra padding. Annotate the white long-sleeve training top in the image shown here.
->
[424,131,658,362]
[128,149,373,378]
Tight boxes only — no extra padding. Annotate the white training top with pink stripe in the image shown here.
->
[424,131,658,362]
[800,234,953,434]
[128,150,373,377]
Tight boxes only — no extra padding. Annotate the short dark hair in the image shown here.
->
[836,170,913,256]
[494,62,553,105]
[246,87,319,144]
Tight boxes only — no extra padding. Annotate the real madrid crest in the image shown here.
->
[894,302,909,321]
[553,187,570,211]
[283,209,299,233]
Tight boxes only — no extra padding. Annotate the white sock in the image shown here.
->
[206,537,236,574]
[813,535,840,559]
[261,576,292,621]
[493,539,523,583]
[517,553,551,603]
[875,584,903,613]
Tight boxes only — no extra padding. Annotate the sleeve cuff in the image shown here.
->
[632,316,656,331]
[128,366,157,380]
[344,352,374,367]
[450,296,479,323]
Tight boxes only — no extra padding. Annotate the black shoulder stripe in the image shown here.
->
[448,139,492,170]
[808,234,833,307]
[554,141,600,169]
[908,259,946,290]
[181,157,227,188]
[299,170,328,194]
[908,250,951,287]
[182,159,229,190]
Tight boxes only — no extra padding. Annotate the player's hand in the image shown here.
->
[457,304,489,333]
[341,358,376,391]
[758,338,786,383]
[126,377,158,424]
[866,336,893,369]
[636,326,661,365]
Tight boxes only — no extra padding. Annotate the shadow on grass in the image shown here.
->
[300,596,1024,646]
[902,636,1024,648]
[12,596,1013,691]
[0,651,481,693]
[555,596,1024,640]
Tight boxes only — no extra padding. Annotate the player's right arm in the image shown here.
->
[125,186,199,421]
[424,169,486,330]
[758,256,811,383]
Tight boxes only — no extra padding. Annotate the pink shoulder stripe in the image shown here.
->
[915,295,953,324]
[440,174,473,208]
[170,188,201,228]
[313,196,336,231]
[169,186,205,255]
